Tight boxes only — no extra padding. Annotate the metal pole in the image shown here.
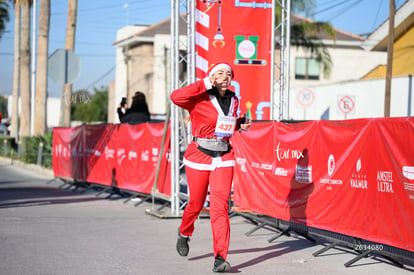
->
[30,0,37,136]
[170,0,180,216]
[270,0,275,120]
[286,0,291,120]
[408,75,412,117]
[37,142,43,165]
[187,0,195,85]
[279,0,286,121]
[276,0,291,121]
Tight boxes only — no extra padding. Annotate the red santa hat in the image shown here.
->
[207,63,234,78]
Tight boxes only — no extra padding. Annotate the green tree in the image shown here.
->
[71,87,108,123]
[283,0,336,77]
[0,95,7,118]
[0,0,9,40]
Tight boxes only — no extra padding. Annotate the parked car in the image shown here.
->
[0,122,10,135]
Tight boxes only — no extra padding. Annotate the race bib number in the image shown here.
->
[215,116,236,137]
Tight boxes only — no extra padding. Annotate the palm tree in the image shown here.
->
[10,0,20,139]
[290,20,335,77]
[34,0,50,135]
[60,0,77,127]
[0,0,9,40]
[19,0,32,137]
[281,0,336,77]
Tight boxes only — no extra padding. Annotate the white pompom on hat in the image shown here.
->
[207,63,234,78]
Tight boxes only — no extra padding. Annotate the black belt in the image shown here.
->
[193,137,225,142]
[192,137,230,144]
[196,145,229,157]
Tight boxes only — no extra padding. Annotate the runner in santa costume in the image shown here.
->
[171,63,251,273]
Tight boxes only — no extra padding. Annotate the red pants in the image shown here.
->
[179,165,233,260]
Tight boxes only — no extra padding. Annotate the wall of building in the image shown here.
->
[152,34,187,115]
[113,25,148,123]
[152,34,170,115]
[127,43,154,112]
[289,46,387,89]
[288,75,414,121]
[107,80,115,123]
[393,25,414,76]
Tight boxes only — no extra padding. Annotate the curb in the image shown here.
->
[0,156,54,178]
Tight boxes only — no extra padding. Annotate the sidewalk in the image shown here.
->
[0,158,413,274]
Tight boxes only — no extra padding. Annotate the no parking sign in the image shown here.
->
[337,95,355,115]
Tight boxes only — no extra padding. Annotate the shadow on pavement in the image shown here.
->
[0,184,105,209]
[189,239,316,273]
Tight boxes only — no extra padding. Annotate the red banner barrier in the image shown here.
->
[53,123,171,196]
[232,118,414,252]
[53,125,85,180]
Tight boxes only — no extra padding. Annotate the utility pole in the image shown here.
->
[384,0,395,117]
[30,0,36,135]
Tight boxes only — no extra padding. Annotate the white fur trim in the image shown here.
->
[208,63,232,77]
[184,157,235,171]
[203,77,212,89]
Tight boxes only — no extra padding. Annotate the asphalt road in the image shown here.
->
[0,158,413,275]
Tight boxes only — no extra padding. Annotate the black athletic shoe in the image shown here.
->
[212,254,231,273]
[176,228,189,256]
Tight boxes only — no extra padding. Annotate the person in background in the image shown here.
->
[117,91,150,124]
[171,63,252,273]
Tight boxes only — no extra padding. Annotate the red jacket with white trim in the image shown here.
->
[171,77,241,170]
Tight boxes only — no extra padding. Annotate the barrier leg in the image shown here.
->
[71,180,89,192]
[312,242,339,257]
[267,227,291,242]
[157,201,170,211]
[123,193,150,205]
[104,187,129,199]
[245,223,266,236]
[268,227,316,244]
[345,250,404,268]
[79,183,96,194]
[344,250,371,267]
[134,195,152,207]
[58,179,71,189]
[46,177,63,185]
[96,186,111,197]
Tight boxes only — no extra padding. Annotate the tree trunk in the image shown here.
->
[11,0,21,138]
[34,0,50,135]
[60,0,77,127]
[19,1,31,137]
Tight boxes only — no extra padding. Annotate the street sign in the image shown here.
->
[297,88,314,107]
[48,49,80,85]
[338,95,355,114]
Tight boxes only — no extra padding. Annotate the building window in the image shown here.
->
[295,57,320,80]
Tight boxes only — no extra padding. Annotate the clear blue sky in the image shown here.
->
[0,0,407,98]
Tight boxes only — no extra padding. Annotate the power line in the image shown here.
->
[312,0,363,20]
[50,1,150,16]
[371,0,384,32]
[84,64,116,90]
[327,0,363,22]
[312,0,350,16]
